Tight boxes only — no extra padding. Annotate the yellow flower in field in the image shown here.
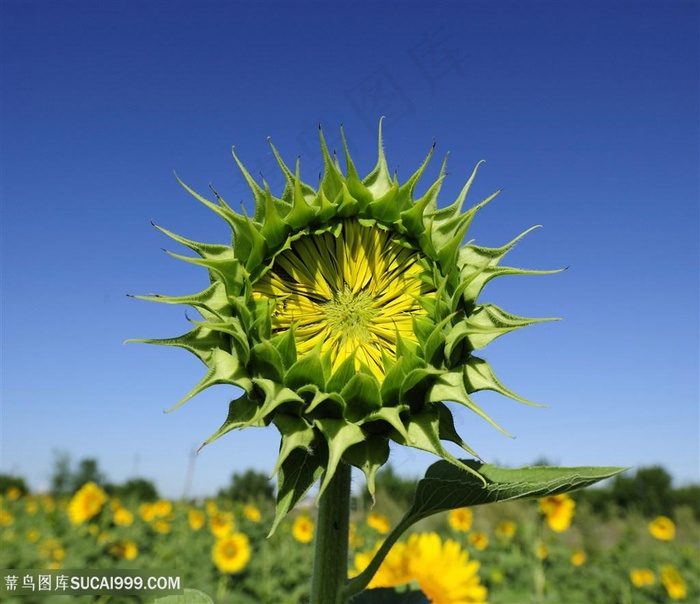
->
[0,509,14,526]
[212,533,251,574]
[407,532,487,603]
[495,520,516,538]
[538,493,575,532]
[109,540,139,561]
[648,515,675,541]
[534,542,548,560]
[2,528,16,542]
[67,482,107,525]
[448,508,473,532]
[349,522,363,550]
[630,568,655,587]
[468,531,489,551]
[188,508,206,531]
[243,504,261,523]
[40,539,65,561]
[25,498,39,515]
[26,529,41,543]
[40,495,55,512]
[292,515,315,544]
[113,506,134,527]
[6,486,21,501]
[97,531,112,545]
[205,500,218,516]
[153,499,173,519]
[355,542,413,589]
[209,511,235,538]
[367,512,391,535]
[138,502,156,522]
[660,565,687,600]
[570,550,586,566]
[153,519,171,534]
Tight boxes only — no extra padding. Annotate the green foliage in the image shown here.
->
[49,451,73,495]
[49,452,107,494]
[673,484,700,520]
[347,461,627,598]
[364,465,417,508]
[0,474,28,495]
[574,466,700,519]
[109,478,160,501]
[1,465,698,604]
[218,469,275,503]
[417,462,623,510]
[611,466,673,516]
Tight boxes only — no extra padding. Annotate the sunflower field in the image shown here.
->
[1,475,698,604]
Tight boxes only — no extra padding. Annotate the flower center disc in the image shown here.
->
[253,220,433,379]
[324,286,375,342]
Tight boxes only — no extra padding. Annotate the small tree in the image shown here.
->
[0,474,28,495]
[218,469,274,503]
[108,478,159,501]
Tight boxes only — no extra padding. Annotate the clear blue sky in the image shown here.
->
[2,0,698,499]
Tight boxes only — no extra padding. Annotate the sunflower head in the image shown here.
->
[131,121,558,527]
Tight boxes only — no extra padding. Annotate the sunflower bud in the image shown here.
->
[131,121,559,527]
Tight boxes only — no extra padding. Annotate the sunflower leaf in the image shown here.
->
[405,461,628,524]
[269,447,326,537]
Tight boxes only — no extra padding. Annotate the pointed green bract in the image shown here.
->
[131,123,560,529]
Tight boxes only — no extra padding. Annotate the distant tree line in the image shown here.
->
[573,465,700,520]
[0,452,159,501]
[1,456,697,520]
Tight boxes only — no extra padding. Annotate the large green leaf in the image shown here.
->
[345,460,627,598]
[269,447,325,536]
[407,460,627,522]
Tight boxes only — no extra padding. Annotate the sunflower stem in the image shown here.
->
[310,462,351,604]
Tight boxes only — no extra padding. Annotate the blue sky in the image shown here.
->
[2,0,698,499]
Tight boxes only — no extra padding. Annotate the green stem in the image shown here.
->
[310,462,352,604]
[344,513,415,598]
[344,506,432,599]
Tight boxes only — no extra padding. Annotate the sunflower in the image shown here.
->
[292,515,315,544]
[188,508,206,531]
[353,541,413,589]
[648,515,675,541]
[407,532,487,603]
[109,540,139,561]
[448,507,473,532]
[495,520,516,539]
[113,506,134,527]
[132,122,557,524]
[242,504,261,523]
[67,482,107,525]
[209,511,235,538]
[212,533,251,574]
[660,565,687,601]
[629,568,655,588]
[538,493,575,532]
[366,512,391,535]
[570,550,586,566]
[468,531,488,551]
[0,509,13,527]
